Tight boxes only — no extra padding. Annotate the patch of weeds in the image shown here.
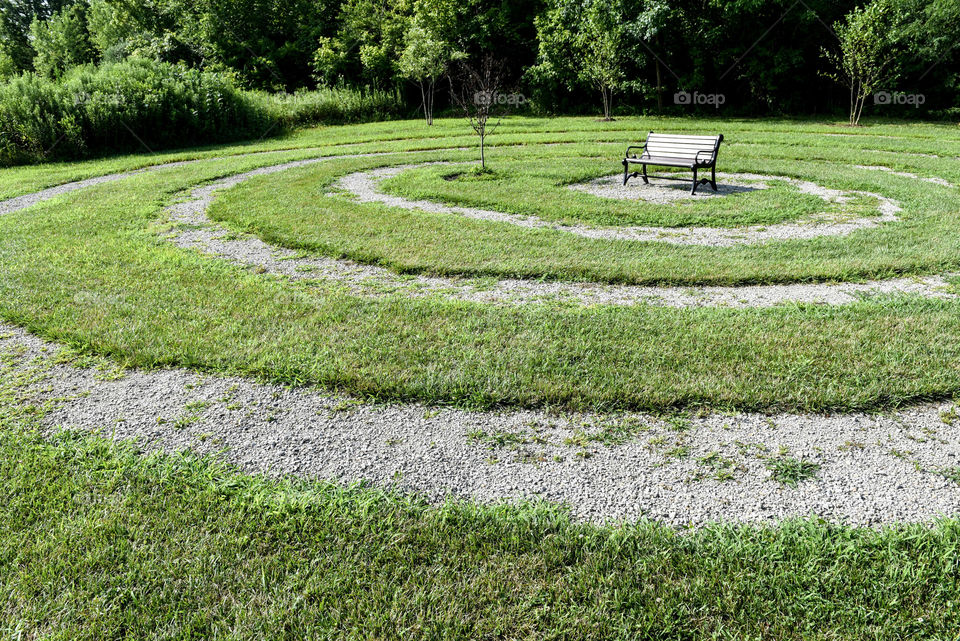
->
[665,445,690,460]
[582,416,650,447]
[329,398,364,413]
[275,251,311,262]
[664,416,692,432]
[735,441,770,457]
[160,400,212,431]
[692,451,742,482]
[646,435,668,450]
[218,385,239,403]
[939,467,960,484]
[93,360,127,381]
[471,429,547,450]
[215,231,246,242]
[564,431,589,448]
[766,457,820,488]
[839,440,865,451]
[940,407,958,426]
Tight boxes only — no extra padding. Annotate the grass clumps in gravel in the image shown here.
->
[940,468,960,485]
[767,456,822,487]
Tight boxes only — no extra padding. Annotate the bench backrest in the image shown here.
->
[644,132,723,163]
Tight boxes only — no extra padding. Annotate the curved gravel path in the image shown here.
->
[164,161,956,308]
[3,147,960,525]
[5,323,960,526]
[336,165,902,247]
[2,151,957,308]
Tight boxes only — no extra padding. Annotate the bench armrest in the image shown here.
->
[695,149,716,164]
[625,145,646,158]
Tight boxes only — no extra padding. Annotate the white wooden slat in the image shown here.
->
[647,135,720,143]
[646,144,717,150]
[647,142,716,148]
[647,133,721,139]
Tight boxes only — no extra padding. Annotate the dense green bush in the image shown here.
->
[0,59,406,166]
[0,58,272,165]
[255,86,404,129]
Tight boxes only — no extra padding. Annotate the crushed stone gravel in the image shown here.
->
[164,162,956,308]
[4,324,959,527]
[336,165,902,247]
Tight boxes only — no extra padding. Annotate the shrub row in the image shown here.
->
[0,59,404,166]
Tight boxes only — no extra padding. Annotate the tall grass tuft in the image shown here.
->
[254,86,403,130]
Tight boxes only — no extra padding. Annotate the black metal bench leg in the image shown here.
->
[641,164,649,184]
[691,167,699,195]
[622,160,629,185]
[710,165,717,191]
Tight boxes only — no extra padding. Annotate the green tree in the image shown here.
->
[30,2,96,78]
[201,0,338,90]
[85,0,200,64]
[532,0,637,119]
[313,0,410,90]
[824,0,910,125]
[398,16,462,124]
[0,45,16,79]
[0,0,76,72]
[632,0,671,112]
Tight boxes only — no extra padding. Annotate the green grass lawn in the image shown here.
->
[2,375,959,639]
[377,156,879,228]
[1,117,960,411]
[4,116,960,637]
[213,147,959,287]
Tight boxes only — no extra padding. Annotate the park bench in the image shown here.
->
[623,132,724,194]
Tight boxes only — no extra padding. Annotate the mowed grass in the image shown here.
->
[3,115,959,200]
[377,157,877,228]
[4,118,960,639]
[2,367,959,639]
[1,119,960,411]
[211,139,960,287]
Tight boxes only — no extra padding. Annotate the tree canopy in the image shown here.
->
[0,0,957,117]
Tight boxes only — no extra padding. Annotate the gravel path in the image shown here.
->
[3,151,956,308]
[164,162,956,308]
[4,150,960,526]
[335,164,903,247]
[5,324,959,526]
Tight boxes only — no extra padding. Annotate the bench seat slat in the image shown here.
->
[646,142,717,150]
[625,156,696,167]
[645,147,716,158]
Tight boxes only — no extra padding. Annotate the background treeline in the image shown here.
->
[1,0,958,164]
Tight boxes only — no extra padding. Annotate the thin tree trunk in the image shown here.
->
[420,81,429,125]
[427,78,434,125]
[480,132,485,168]
[849,83,856,125]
